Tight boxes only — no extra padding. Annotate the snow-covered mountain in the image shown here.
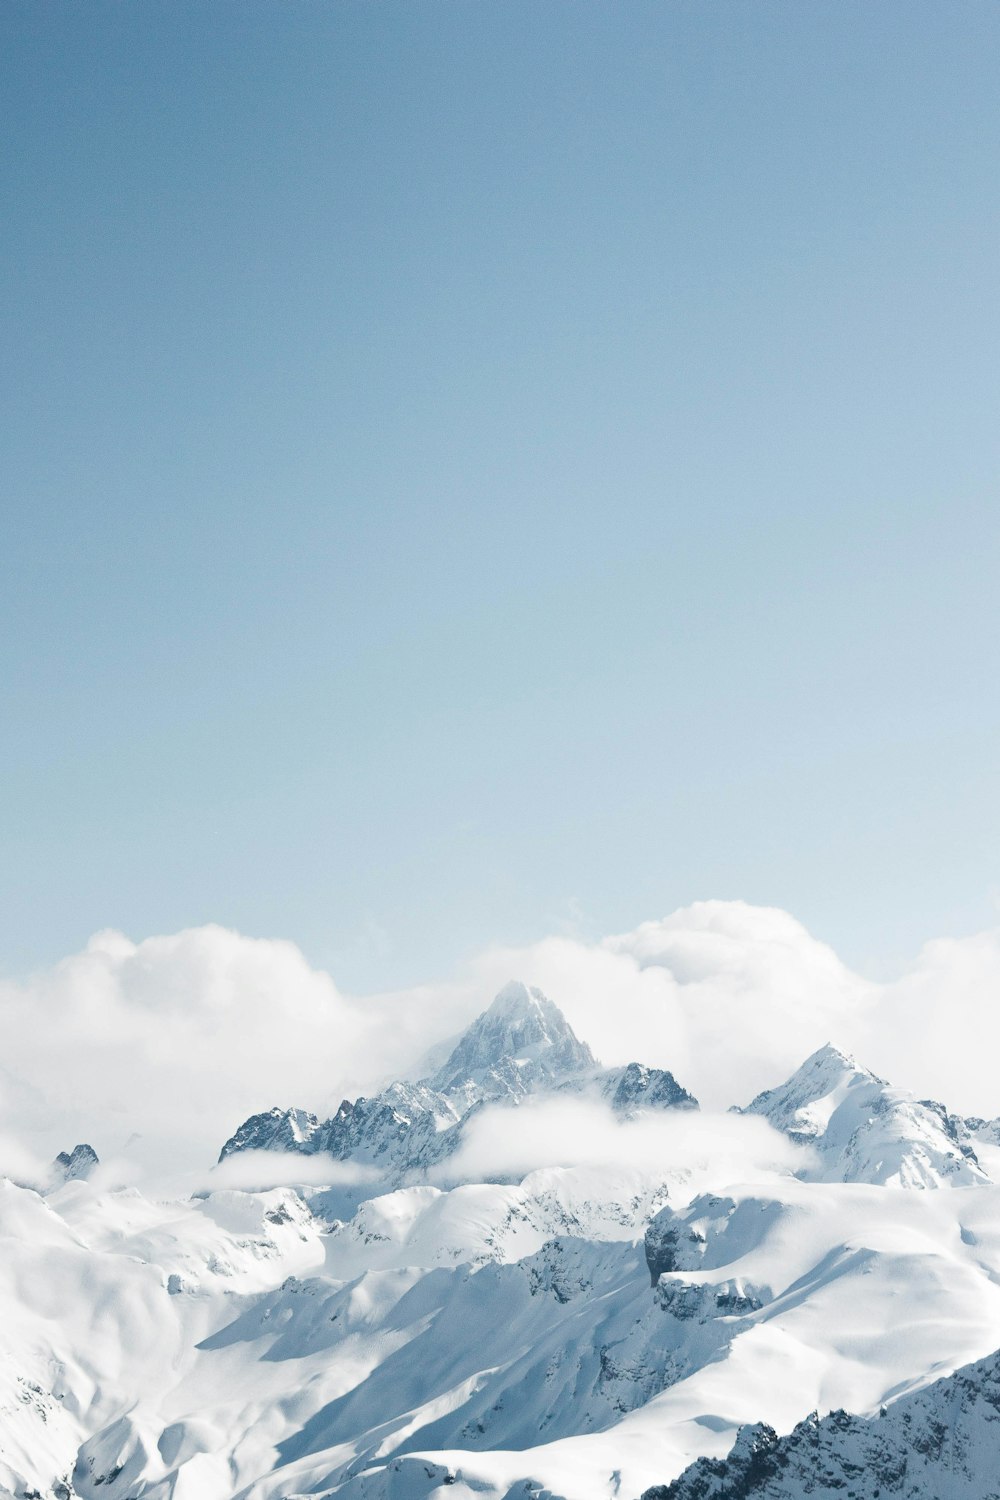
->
[738,1041,987,1187]
[5,997,1000,1500]
[219,981,697,1181]
[646,1345,1000,1499]
[11,1163,1000,1500]
[426,980,597,1103]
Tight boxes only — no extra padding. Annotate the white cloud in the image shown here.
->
[1,900,1000,1182]
[0,1133,52,1192]
[464,901,875,1111]
[204,1149,379,1194]
[435,1095,813,1191]
[857,926,1000,1114]
[0,923,473,1176]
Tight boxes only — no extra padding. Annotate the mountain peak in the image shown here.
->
[740,1043,986,1188]
[427,981,597,1100]
[52,1143,99,1184]
[739,1043,885,1146]
[798,1041,876,1080]
[486,979,548,1021]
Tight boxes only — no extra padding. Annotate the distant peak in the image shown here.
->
[52,1143,99,1183]
[486,980,547,1019]
[427,981,598,1097]
[739,1042,886,1128]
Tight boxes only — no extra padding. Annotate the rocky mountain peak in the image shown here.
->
[52,1143,99,1184]
[219,1108,320,1161]
[486,978,546,1020]
[784,1041,881,1093]
[427,981,598,1101]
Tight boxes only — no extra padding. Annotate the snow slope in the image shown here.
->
[9,1165,1000,1500]
[738,1042,987,1187]
[4,989,1000,1500]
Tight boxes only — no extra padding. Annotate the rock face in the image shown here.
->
[965,1112,1000,1153]
[643,1194,777,1297]
[643,1346,1000,1500]
[427,980,597,1105]
[218,981,698,1178]
[51,1143,99,1183]
[738,1043,987,1187]
[219,1083,461,1176]
[217,1107,321,1158]
[598,1061,698,1115]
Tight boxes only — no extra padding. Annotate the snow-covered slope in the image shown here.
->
[10,1158,1000,1500]
[0,1173,329,1500]
[6,1005,1000,1500]
[738,1042,987,1187]
[646,1345,1000,1499]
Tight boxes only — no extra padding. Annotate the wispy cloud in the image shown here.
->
[204,1149,379,1193]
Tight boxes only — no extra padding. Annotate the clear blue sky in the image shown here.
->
[2,1,998,988]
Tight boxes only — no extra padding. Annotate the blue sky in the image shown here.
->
[2,1,999,988]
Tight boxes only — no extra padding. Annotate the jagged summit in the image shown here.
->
[220,982,697,1174]
[427,980,597,1103]
[220,1107,320,1160]
[51,1143,99,1184]
[799,1040,873,1075]
[487,978,549,1020]
[599,1061,698,1114]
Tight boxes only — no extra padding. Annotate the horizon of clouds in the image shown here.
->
[1,898,999,1178]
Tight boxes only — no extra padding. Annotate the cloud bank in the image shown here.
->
[205,1149,378,1194]
[0,925,474,1177]
[1,900,999,1178]
[435,1096,813,1192]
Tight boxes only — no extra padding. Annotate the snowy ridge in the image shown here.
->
[738,1042,987,1187]
[644,1345,1000,1499]
[9,1165,1000,1500]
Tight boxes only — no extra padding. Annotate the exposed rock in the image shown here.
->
[51,1143,99,1183]
[219,983,697,1180]
[427,980,597,1105]
[643,1346,1000,1499]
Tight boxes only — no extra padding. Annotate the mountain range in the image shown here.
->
[219,980,697,1183]
[3,982,1000,1500]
